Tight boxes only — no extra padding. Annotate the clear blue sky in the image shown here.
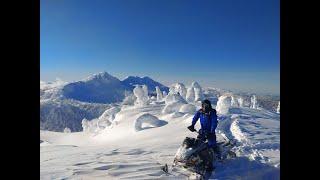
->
[41,0,279,95]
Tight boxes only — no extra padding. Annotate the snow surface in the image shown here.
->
[41,91,280,179]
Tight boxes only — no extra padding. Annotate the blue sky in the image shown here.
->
[41,0,279,95]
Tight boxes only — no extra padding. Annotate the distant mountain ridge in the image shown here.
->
[41,72,170,104]
[122,76,169,94]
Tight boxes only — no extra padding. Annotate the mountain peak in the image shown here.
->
[85,71,117,82]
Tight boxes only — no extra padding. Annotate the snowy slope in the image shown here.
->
[40,99,111,132]
[41,94,280,179]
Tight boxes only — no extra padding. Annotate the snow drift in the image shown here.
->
[134,113,168,131]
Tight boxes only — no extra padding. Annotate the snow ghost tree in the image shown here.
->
[276,101,280,113]
[97,107,121,129]
[238,97,244,107]
[142,85,148,97]
[163,93,187,114]
[231,96,239,107]
[63,127,71,133]
[156,86,163,101]
[82,118,89,133]
[162,91,167,97]
[186,87,195,102]
[169,83,187,99]
[250,95,258,109]
[216,95,232,115]
[185,82,203,102]
[165,93,187,105]
[133,85,149,106]
[122,93,137,105]
[192,82,204,102]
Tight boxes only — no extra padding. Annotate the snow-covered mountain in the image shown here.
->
[122,76,169,94]
[62,72,131,104]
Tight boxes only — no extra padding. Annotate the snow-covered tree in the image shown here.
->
[250,95,258,109]
[133,85,149,106]
[216,95,232,115]
[82,118,89,133]
[231,96,239,107]
[238,97,244,107]
[162,91,167,97]
[186,87,195,102]
[276,101,280,113]
[156,86,163,101]
[192,82,204,102]
[169,83,187,99]
[63,127,71,133]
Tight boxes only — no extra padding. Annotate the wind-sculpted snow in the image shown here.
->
[134,114,168,131]
[179,104,197,114]
[82,106,121,134]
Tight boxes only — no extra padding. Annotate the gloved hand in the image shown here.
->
[187,125,196,132]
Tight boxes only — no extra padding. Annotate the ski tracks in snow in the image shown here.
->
[217,111,279,167]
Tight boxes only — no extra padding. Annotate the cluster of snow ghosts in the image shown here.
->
[186,82,204,103]
[134,113,168,132]
[276,101,280,113]
[216,93,260,115]
[82,106,121,133]
[161,82,203,115]
[162,93,188,114]
[133,85,150,106]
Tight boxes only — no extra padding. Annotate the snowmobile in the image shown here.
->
[162,129,237,179]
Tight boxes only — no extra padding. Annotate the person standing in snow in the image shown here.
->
[187,99,219,170]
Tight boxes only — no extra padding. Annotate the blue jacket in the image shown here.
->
[192,109,218,134]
